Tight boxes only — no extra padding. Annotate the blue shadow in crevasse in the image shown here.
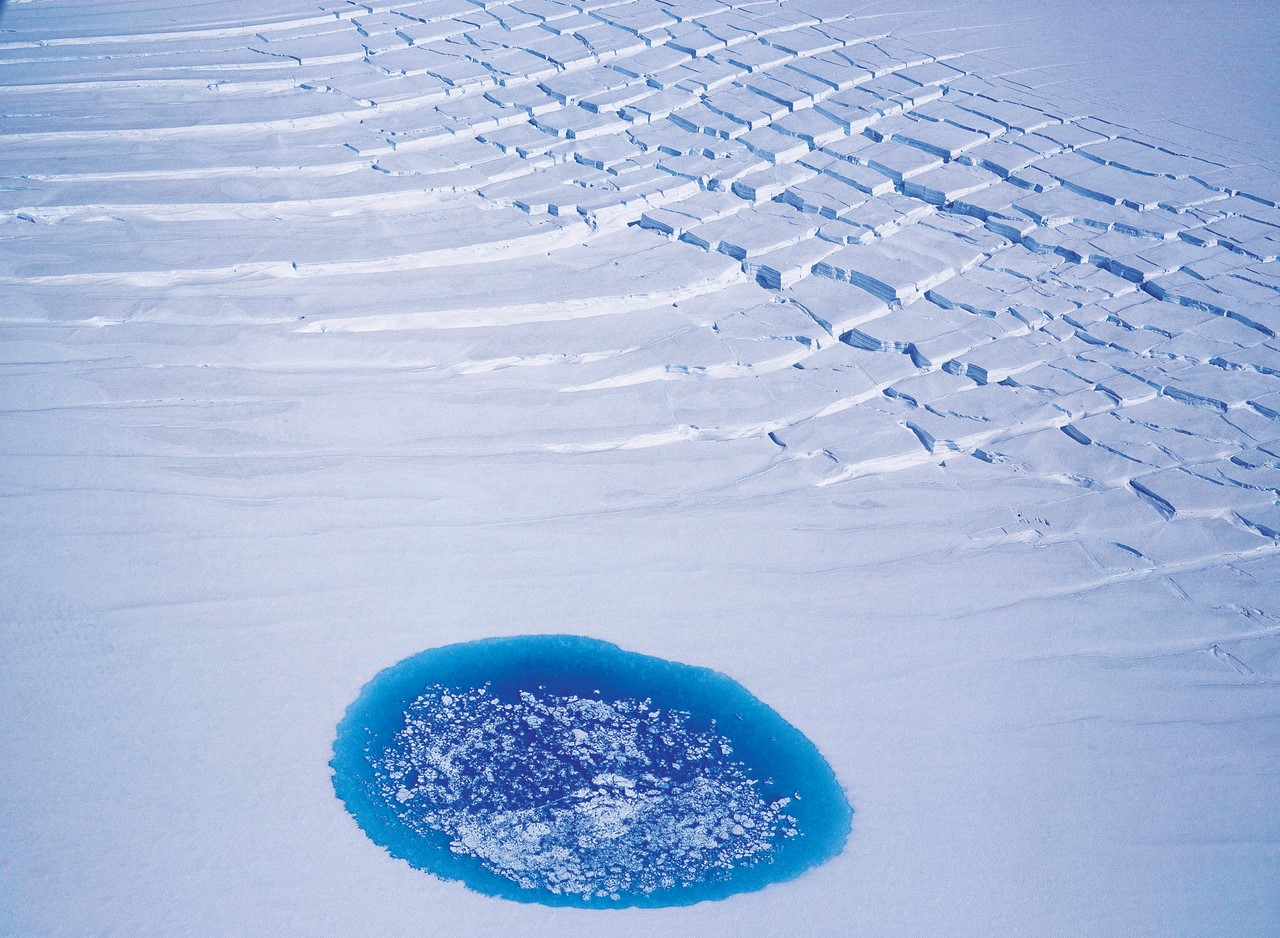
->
[332,634,852,908]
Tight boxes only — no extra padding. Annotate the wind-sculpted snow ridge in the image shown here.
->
[375,685,797,900]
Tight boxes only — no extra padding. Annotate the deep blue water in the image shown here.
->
[331,635,851,907]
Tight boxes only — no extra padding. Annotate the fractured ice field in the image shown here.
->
[1,0,1278,936]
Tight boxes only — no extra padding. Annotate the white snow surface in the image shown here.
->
[1,0,1278,935]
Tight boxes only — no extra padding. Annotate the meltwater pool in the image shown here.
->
[332,635,851,907]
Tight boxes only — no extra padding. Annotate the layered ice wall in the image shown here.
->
[1,1,1278,936]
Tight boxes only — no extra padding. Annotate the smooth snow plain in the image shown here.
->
[1,0,1278,935]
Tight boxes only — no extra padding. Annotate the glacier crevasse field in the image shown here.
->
[1,0,1278,934]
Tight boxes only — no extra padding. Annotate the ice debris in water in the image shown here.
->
[370,684,798,900]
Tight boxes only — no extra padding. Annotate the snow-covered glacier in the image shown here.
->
[1,0,1278,935]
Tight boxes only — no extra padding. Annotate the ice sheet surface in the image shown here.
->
[1,1,1278,935]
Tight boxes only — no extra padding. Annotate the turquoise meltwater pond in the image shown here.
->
[332,634,851,907]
